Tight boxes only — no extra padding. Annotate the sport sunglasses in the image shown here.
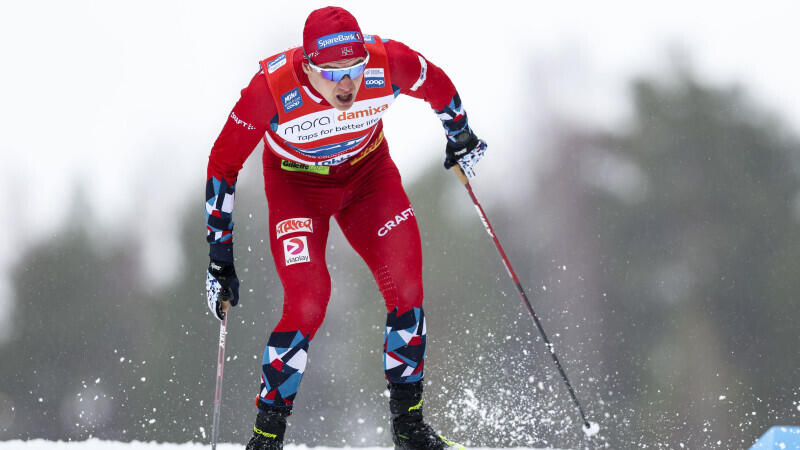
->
[305,52,370,82]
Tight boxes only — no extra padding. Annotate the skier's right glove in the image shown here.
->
[206,259,240,321]
[444,129,487,179]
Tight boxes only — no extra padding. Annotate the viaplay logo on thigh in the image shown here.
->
[283,236,311,266]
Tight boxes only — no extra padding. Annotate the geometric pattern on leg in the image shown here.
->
[258,330,311,409]
[384,307,426,383]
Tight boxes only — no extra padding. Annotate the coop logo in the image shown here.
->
[364,68,385,88]
[377,206,415,237]
[267,54,287,73]
[276,218,313,238]
[283,236,310,266]
[316,31,363,50]
[282,88,303,113]
[363,34,375,43]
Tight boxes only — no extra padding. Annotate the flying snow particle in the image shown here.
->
[719,395,727,401]
[583,421,600,437]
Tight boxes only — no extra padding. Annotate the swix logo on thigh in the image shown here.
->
[377,207,415,237]
[276,218,313,238]
[283,236,310,266]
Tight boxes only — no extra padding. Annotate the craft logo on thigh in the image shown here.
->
[283,236,310,266]
[377,206,415,237]
[276,218,313,238]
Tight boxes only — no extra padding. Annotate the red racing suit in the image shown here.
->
[205,35,473,410]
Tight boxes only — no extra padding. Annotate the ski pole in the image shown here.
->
[211,302,231,449]
[451,165,595,435]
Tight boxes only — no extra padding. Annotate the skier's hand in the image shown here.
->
[206,259,240,321]
[444,129,487,178]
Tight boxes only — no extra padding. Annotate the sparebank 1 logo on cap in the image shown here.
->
[316,31,363,50]
[283,236,310,266]
[267,54,287,74]
[364,68,385,89]
[282,88,303,113]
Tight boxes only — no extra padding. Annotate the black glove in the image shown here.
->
[206,259,240,320]
[444,130,487,178]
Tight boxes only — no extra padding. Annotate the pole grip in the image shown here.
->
[452,165,470,186]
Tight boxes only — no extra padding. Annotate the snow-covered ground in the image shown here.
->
[0,442,555,450]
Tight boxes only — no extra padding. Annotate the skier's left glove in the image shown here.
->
[206,259,240,321]
[444,129,487,178]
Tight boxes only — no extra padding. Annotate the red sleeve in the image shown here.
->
[205,70,276,257]
[385,39,458,111]
[385,39,471,141]
[207,70,275,184]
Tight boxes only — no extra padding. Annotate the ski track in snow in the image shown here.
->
[0,441,557,450]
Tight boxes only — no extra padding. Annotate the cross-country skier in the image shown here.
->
[205,6,486,449]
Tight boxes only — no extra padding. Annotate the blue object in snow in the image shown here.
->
[750,426,800,449]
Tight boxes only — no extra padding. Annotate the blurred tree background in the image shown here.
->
[2,65,799,449]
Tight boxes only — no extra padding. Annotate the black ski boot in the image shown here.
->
[245,405,291,450]
[389,381,462,450]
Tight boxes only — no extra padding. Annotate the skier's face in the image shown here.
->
[303,57,364,111]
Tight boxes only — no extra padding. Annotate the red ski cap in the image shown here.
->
[303,6,367,65]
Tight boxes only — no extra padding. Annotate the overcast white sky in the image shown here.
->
[2,0,800,327]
